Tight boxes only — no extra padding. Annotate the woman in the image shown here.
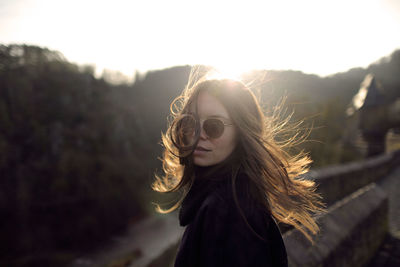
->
[153,70,326,267]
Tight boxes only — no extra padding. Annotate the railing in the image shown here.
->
[284,150,400,267]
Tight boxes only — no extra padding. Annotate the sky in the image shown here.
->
[1,0,400,80]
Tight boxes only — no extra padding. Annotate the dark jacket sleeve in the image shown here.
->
[175,192,288,267]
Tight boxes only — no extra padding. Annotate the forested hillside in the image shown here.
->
[0,45,151,265]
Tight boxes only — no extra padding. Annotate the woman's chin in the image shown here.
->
[193,160,210,167]
[193,157,212,167]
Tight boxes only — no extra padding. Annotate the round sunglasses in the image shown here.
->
[178,114,233,139]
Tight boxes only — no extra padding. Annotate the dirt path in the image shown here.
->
[68,211,184,267]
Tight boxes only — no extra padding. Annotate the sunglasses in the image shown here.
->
[178,114,233,140]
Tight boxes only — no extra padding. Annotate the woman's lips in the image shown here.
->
[194,146,210,155]
[195,146,210,151]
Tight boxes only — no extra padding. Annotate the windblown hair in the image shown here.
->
[152,68,326,244]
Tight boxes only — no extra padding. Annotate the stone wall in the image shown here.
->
[283,150,400,267]
[309,150,400,206]
[284,183,388,267]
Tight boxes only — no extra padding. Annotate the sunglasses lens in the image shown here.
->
[176,114,196,146]
[203,119,224,138]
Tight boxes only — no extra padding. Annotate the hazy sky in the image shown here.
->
[1,0,400,78]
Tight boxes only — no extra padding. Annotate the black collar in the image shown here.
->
[178,165,232,226]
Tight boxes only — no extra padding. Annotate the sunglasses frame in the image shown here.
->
[171,114,234,164]
[176,113,233,142]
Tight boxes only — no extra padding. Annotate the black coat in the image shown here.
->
[174,168,288,267]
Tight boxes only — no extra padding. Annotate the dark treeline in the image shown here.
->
[0,44,155,266]
[0,44,399,266]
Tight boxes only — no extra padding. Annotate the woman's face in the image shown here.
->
[190,90,237,166]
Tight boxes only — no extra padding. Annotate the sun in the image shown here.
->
[205,64,252,82]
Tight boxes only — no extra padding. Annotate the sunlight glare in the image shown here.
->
[206,64,250,81]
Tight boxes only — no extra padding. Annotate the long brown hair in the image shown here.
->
[152,68,326,244]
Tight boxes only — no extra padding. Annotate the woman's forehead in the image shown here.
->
[189,91,230,120]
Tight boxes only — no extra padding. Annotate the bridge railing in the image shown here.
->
[284,150,400,267]
[309,150,400,206]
